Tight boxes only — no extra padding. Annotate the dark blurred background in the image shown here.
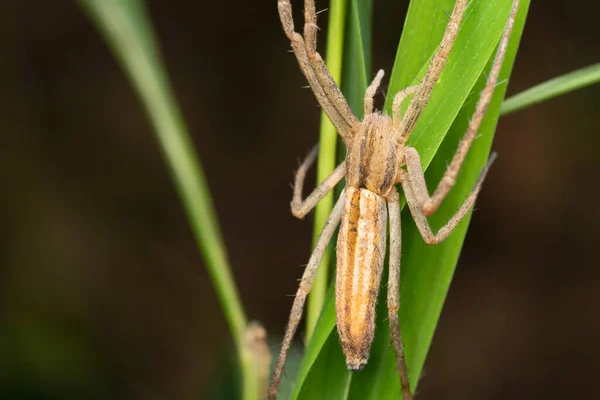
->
[1,0,599,399]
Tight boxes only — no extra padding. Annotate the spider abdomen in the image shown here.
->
[336,186,387,370]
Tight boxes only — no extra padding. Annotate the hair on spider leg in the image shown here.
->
[494,78,509,89]
[462,76,510,111]
[275,352,297,382]
[269,337,288,352]
[462,94,478,108]
[381,82,390,99]
[315,7,328,15]
[302,144,319,159]
[381,86,389,99]
[480,68,508,89]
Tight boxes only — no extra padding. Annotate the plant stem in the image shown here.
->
[305,0,348,342]
[76,0,254,398]
[501,63,600,115]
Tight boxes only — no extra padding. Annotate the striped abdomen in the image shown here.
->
[336,187,387,370]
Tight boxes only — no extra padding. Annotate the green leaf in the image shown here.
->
[292,285,341,399]
[307,0,349,342]
[387,0,458,102]
[388,2,530,394]
[501,63,600,115]
[75,1,255,399]
[292,0,530,398]
[296,304,353,400]
[343,0,373,115]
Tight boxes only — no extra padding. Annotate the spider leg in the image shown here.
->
[364,69,385,116]
[278,0,359,143]
[268,190,347,400]
[289,34,354,142]
[386,189,413,400]
[291,146,346,219]
[391,85,418,134]
[401,153,495,244]
[396,0,468,145]
[303,0,358,127]
[404,0,520,216]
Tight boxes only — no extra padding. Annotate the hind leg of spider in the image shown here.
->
[401,153,496,245]
[268,190,347,400]
[386,189,413,400]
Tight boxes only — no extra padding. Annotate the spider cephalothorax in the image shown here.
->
[345,112,398,196]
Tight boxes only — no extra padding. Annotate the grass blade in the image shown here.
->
[342,0,373,114]
[306,0,349,342]
[75,1,256,398]
[372,1,530,397]
[392,2,529,395]
[387,0,458,101]
[501,63,600,115]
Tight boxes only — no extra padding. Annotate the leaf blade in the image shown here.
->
[501,62,600,115]
[307,0,349,343]
[75,0,255,398]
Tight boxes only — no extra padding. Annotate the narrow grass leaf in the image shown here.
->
[387,0,458,98]
[501,62,600,115]
[307,0,350,341]
[379,1,531,397]
[75,1,255,398]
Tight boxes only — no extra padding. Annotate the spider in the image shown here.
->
[270,0,520,398]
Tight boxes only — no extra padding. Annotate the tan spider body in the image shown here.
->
[336,110,402,370]
[271,0,520,399]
